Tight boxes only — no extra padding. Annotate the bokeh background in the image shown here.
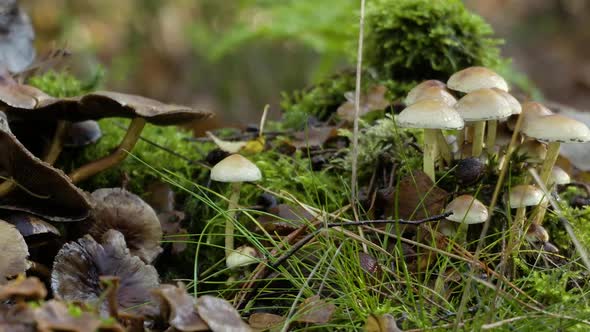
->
[20,0,590,126]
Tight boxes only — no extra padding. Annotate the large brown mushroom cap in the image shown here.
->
[87,188,163,263]
[1,87,213,125]
[0,116,91,221]
[0,219,29,284]
[51,230,160,315]
[152,284,208,331]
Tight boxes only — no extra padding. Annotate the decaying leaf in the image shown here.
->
[257,204,315,235]
[338,85,390,122]
[0,277,46,301]
[0,303,35,332]
[248,312,285,330]
[385,171,448,220]
[292,126,338,149]
[196,295,252,332]
[152,284,208,331]
[295,295,336,324]
[51,230,160,316]
[87,188,163,263]
[0,220,29,284]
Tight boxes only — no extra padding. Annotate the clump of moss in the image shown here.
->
[364,0,503,83]
[28,69,103,97]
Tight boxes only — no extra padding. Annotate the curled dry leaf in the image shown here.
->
[152,284,208,331]
[88,188,163,263]
[33,300,102,332]
[206,131,247,154]
[0,220,29,284]
[196,295,252,332]
[51,230,160,316]
[248,312,285,330]
[0,277,46,301]
[0,117,91,221]
[296,295,336,324]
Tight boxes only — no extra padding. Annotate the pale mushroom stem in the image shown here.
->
[225,182,242,257]
[436,130,452,165]
[423,129,438,181]
[69,118,146,183]
[44,121,67,164]
[485,120,497,154]
[456,129,465,157]
[472,121,486,157]
[533,142,560,225]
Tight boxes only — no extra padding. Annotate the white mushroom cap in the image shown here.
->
[226,245,259,269]
[522,114,590,143]
[492,88,521,115]
[520,102,553,131]
[444,195,488,224]
[397,99,464,130]
[406,86,457,107]
[506,184,547,208]
[455,88,512,121]
[550,166,571,185]
[405,80,446,105]
[447,67,508,93]
[210,154,262,183]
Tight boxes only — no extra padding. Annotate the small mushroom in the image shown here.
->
[405,85,457,107]
[525,224,550,244]
[454,88,511,157]
[33,300,103,332]
[210,154,262,257]
[0,277,47,302]
[51,229,160,316]
[506,184,547,228]
[0,219,29,284]
[4,212,60,239]
[196,295,252,332]
[486,89,521,153]
[515,140,548,165]
[405,80,446,105]
[63,120,102,148]
[444,195,488,225]
[86,188,163,263]
[0,115,91,221]
[447,66,509,93]
[397,99,464,181]
[152,284,208,331]
[226,245,260,269]
[549,166,571,186]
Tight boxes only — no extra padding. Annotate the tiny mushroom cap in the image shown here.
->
[444,195,488,224]
[447,66,509,93]
[226,246,259,269]
[506,184,547,208]
[522,114,590,143]
[0,219,29,284]
[550,166,571,186]
[454,88,512,121]
[526,224,550,243]
[492,88,521,115]
[397,99,464,130]
[210,154,262,183]
[406,86,457,107]
[63,120,102,147]
[516,140,548,163]
[405,80,446,105]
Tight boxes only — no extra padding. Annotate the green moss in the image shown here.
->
[28,69,103,97]
[58,119,210,196]
[364,0,503,82]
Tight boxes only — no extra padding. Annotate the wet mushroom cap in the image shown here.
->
[506,185,547,208]
[88,188,163,263]
[226,246,259,269]
[405,80,446,105]
[492,88,521,115]
[444,195,488,224]
[522,114,590,143]
[51,230,160,316]
[196,295,252,332]
[151,284,208,331]
[447,66,508,93]
[397,99,464,130]
[454,88,512,121]
[210,154,262,183]
[0,117,91,221]
[520,102,554,131]
[0,219,29,284]
[406,86,457,107]
[550,166,571,185]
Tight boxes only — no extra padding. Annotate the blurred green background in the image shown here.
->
[20,0,590,127]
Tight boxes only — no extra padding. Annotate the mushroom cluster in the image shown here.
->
[398,66,590,249]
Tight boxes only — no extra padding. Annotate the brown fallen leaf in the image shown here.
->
[0,277,46,302]
[257,204,315,235]
[365,313,402,332]
[248,312,285,330]
[295,295,336,324]
[292,126,338,149]
[152,284,209,331]
[385,171,448,220]
[0,303,35,332]
[34,300,102,332]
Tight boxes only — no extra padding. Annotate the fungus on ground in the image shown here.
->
[196,295,252,332]
[515,140,548,165]
[487,88,521,154]
[51,229,160,316]
[397,99,464,181]
[454,88,511,157]
[4,212,60,239]
[525,224,550,244]
[226,245,260,269]
[404,84,457,107]
[0,219,29,284]
[447,66,508,93]
[210,154,262,257]
[0,113,91,221]
[506,184,547,228]
[152,284,208,331]
[33,300,104,332]
[549,166,571,187]
[0,277,46,302]
[404,80,446,106]
[86,188,163,263]
[444,195,488,225]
